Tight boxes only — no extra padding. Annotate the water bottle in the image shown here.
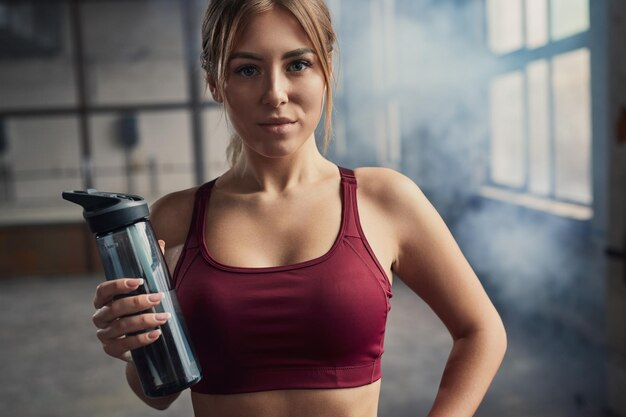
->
[62,189,202,397]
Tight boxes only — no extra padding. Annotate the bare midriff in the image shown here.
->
[190,379,382,417]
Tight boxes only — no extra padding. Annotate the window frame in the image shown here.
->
[483,0,593,215]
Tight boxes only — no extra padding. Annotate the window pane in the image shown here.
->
[526,0,549,49]
[487,0,523,54]
[90,111,194,200]
[372,100,401,168]
[526,60,550,195]
[489,71,525,187]
[551,0,589,41]
[0,2,76,110]
[3,117,82,206]
[374,106,387,164]
[370,0,390,94]
[552,48,591,203]
[82,0,186,105]
[387,100,401,168]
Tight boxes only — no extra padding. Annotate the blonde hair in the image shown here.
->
[200,0,336,168]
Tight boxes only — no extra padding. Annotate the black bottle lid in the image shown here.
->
[62,189,149,234]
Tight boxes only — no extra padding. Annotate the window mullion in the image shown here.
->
[522,70,530,193]
[547,59,556,199]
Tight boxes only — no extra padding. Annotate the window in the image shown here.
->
[0,0,228,224]
[485,0,591,218]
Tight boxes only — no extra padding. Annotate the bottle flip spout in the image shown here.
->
[61,189,149,234]
[62,189,120,211]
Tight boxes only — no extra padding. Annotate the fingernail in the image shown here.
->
[126,278,144,288]
[155,312,171,321]
[148,292,164,303]
[148,329,161,340]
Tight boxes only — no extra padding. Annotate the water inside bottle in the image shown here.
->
[132,289,201,397]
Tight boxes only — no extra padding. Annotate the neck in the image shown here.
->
[230,136,333,194]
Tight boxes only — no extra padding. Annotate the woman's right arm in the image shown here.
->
[92,277,181,410]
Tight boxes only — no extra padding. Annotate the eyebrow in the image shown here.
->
[229,48,315,61]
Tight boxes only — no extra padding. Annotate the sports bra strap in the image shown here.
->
[192,179,216,247]
[339,167,361,238]
[338,166,356,183]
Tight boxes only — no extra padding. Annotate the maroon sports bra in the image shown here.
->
[172,166,393,394]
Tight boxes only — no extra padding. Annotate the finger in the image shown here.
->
[93,278,144,309]
[97,312,171,341]
[158,239,166,255]
[101,329,162,360]
[92,292,164,329]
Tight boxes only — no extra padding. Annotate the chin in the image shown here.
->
[258,146,301,159]
[247,137,310,159]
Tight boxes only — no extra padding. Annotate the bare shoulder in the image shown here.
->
[352,166,428,215]
[352,167,434,270]
[352,166,450,273]
[149,186,199,247]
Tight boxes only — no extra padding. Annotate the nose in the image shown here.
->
[262,70,288,108]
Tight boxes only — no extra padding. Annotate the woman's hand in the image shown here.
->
[91,240,180,410]
[91,278,170,363]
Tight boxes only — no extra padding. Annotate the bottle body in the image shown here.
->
[96,220,201,397]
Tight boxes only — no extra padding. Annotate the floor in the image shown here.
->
[0,274,612,417]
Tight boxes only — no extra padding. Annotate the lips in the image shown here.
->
[258,118,296,134]
[259,117,296,126]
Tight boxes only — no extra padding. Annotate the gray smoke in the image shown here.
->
[329,0,603,333]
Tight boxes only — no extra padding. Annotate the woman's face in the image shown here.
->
[218,6,327,160]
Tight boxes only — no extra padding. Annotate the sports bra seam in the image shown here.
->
[344,237,392,313]
[174,251,200,291]
[230,361,378,371]
[347,182,393,295]
[172,184,207,288]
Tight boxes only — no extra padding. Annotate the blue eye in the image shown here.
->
[235,65,259,77]
[288,60,312,72]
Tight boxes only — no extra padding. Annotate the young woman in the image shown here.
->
[91,1,507,416]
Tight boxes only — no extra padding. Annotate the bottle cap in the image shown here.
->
[62,189,149,234]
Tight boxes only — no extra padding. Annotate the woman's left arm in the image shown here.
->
[372,168,507,417]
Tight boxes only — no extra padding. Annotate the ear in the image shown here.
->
[208,78,224,103]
